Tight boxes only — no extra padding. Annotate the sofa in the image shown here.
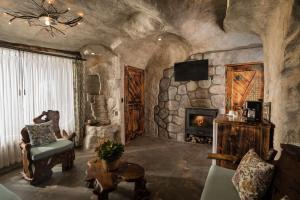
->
[0,184,22,200]
[201,144,300,200]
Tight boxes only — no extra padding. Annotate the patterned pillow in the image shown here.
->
[26,121,57,146]
[232,149,275,200]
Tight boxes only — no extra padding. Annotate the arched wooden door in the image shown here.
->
[124,66,145,143]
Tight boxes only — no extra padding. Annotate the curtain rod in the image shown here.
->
[0,40,86,61]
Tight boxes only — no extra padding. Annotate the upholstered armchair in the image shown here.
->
[20,110,76,185]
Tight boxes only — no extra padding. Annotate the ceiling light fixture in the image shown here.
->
[4,0,83,37]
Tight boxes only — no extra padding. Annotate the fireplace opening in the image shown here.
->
[190,115,213,128]
[185,108,218,142]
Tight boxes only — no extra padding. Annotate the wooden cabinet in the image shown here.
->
[213,115,274,169]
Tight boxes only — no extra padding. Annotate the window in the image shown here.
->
[0,48,75,168]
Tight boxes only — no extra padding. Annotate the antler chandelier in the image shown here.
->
[4,0,84,37]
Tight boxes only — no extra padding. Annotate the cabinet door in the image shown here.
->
[217,124,263,169]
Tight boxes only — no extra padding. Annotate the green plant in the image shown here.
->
[98,140,124,162]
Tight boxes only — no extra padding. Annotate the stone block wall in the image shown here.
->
[154,66,225,142]
[154,47,264,141]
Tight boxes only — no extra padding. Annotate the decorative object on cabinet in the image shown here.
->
[263,102,272,122]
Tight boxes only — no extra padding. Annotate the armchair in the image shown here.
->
[20,110,76,185]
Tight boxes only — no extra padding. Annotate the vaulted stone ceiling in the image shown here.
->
[0,0,261,53]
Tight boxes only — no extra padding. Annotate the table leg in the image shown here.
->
[97,191,109,200]
[134,178,150,200]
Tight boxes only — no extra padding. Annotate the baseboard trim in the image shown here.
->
[0,163,22,175]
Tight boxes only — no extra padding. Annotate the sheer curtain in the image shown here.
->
[0,48,24,168]
[0,48,75,169]
[22,52,75,131]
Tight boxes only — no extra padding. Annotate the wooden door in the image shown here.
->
[124,66,145,142]
[226,63,264,112]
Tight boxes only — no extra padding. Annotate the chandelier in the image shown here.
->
[4,0,84,37]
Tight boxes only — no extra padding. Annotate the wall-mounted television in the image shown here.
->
[174,59,208,81]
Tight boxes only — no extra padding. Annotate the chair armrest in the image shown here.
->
[264,148,277,162]
[207,153,240,163]
[19,142,31,151]
[62,130,76,141]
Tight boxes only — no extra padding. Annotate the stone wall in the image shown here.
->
[154,47,263,141]
[81,45,122,141]
[144,33,191,137]
[225,0,300,154]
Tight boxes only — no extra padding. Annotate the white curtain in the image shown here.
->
[0,48,24,168]
[0,48,75,169]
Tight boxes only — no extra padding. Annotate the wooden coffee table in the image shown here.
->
[85,158,150,200]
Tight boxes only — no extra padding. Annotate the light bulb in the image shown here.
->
[45,17,50,26]
[78,12,84,17]
[8,21,11,25]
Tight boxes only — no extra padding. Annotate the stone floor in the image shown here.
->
[0,136,212,200]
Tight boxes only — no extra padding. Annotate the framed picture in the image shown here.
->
[263,102,271,122]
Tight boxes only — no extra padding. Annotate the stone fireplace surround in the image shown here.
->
[154,65,226,142]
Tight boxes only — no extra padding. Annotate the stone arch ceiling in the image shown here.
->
[0,0,261,53]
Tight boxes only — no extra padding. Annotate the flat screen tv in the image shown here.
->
[174,59,208,81]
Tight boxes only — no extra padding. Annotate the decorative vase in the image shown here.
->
[101,158,120,172]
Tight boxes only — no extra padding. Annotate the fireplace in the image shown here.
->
[185,108,218,138]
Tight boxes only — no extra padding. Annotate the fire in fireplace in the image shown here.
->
[185,108,218,138]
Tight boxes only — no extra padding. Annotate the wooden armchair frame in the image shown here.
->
[206,145,300,199]
[20,110,76,185]
[207,149,277,169]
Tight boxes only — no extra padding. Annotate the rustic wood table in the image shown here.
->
[85,158,150,200]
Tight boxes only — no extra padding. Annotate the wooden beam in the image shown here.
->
[0,40,85,60]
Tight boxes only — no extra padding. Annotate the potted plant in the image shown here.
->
[98,140,124,172]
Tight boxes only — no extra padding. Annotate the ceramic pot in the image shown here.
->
[101,158,120,172]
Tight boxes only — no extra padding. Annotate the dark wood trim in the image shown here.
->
[225,62,263,68]
[0,162,22,175]
[190,44,263,58]
[0,40,85,60]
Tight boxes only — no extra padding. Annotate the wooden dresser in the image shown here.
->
[213,115,274,169]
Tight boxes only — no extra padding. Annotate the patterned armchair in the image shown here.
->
[20,110,76,185]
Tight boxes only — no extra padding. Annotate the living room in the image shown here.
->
[0,0,299,200]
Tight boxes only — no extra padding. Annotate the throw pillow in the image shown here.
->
[232,149,275,200]
[26,120,57,146]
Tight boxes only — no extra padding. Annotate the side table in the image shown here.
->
[85,158,150,200]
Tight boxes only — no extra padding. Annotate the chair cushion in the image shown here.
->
[26,121,57,146]
[30,139,74,160]
[0,184,22,200]
[200,165,240,200]
[232,149,275,200]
